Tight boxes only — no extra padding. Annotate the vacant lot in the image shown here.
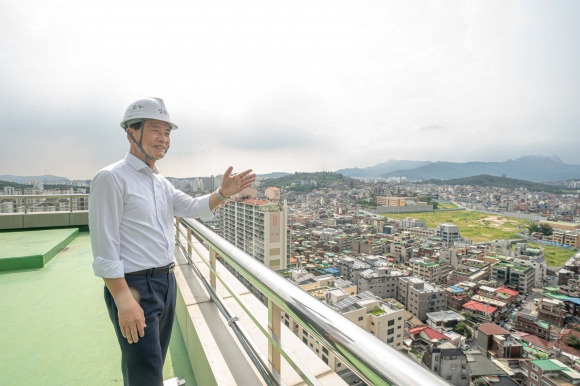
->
[382,210,576,267]
[531,243,575,268]
[384,210,528,242]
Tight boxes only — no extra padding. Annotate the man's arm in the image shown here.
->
[103,277,146,344]
[90,170,144,343]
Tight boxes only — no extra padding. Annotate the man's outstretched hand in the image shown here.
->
[220,166,256,198]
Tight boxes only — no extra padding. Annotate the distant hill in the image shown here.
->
[263,172,353,192]
[258,172,291,179]
[379,155,580,182]
[336,160,431,177]
[0,174,70,184]
[421,174,565,194]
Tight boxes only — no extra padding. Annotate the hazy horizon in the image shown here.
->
[2,1,579,179]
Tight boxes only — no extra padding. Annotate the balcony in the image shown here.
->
[0,195,450,385]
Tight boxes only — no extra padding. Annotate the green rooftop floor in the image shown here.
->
[0,229,196,385]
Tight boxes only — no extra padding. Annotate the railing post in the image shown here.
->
[187,226,192,256]
[268,300,281,375]
[209,246,217,291]
[175,218,180,244]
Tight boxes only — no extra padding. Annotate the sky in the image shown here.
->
[1,0,579,180]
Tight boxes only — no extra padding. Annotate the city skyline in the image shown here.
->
[1,1,579,180]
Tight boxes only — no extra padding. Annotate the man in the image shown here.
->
[89,97,255,385]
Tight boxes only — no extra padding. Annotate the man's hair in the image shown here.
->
[129,120,142,130]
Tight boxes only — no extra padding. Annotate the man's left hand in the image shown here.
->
[220,166,256,198]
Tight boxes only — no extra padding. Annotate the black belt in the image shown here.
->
[126,263,175,276]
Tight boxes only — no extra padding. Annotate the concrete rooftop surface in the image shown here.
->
[0,228,196,385]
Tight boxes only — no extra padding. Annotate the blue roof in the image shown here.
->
[450,286,465,293]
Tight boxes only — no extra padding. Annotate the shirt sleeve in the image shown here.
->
[171,184,214,221]
[89,170,125,278]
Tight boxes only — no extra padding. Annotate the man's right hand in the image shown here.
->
[117,295,146,344]
[104,278,147,344]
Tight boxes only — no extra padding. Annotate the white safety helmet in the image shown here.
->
[120,97,178,130]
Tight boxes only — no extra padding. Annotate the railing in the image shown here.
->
[0,194,89,214]
[175,217,450,386]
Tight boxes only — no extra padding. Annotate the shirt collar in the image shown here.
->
[124,153,160,175]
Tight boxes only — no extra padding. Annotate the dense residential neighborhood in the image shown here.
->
[255,176,580,385]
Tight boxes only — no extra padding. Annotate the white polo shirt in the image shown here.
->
[89,153,213,278]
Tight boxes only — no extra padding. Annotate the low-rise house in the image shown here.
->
[528,359,580,386]
[477,323,522,359]
[422,347,471,386]
[536,297,566,327]
[426,310,465,331]
[462,300,499,322]
[515,312,551,340]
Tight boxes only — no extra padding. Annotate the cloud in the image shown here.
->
[417,124,443,131]
[222,123,317,150]
[0,0,579,179]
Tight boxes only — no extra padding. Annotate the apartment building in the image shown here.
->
[397,277,446,322]
[436,223,460,245]
[220,192,288,270]
[358,267,408,299]
[398,217,427,229]
[282,290,405,372]
[336,256,371,286]
[490,262,535,294]
[410,257,444,284]
[547,230,580,248]
[513,243,548,287]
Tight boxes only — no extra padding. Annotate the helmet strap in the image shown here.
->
[126,120,159,163]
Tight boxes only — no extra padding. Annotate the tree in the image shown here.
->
[528,223,540,233]
[453,321,472,339]
[539,223,554,236]
[473,377,488,386]
[563,335,580,350]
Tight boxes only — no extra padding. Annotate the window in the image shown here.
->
[358,316,363,321]
[388,328,394,335]
[387,337,394,343]
[388,319,395,326]
[531,373,538,381]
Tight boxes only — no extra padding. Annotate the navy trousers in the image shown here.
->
[104,270,176,386]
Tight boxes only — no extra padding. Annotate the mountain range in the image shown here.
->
[336,155,580,182]
[3,155,580,185]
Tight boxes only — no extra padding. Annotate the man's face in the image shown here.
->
[130,119,171,160]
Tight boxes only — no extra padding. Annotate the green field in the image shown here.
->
[436,202,460,209]
[530,243,575,267]
[384,210,530,242]
[382,210,576,267]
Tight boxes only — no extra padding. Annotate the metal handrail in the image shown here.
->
[178,217,450,386]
